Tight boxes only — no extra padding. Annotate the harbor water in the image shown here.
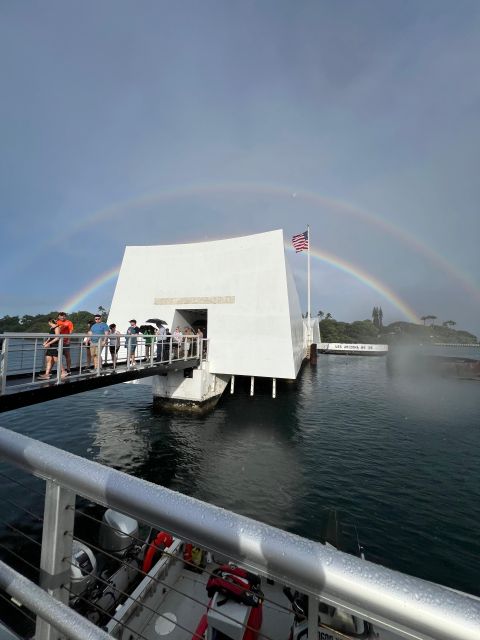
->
[0,353,479,613]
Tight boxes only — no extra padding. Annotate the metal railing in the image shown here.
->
[0,333,208,395]
[0,426,479,640]
[433,343,480,347]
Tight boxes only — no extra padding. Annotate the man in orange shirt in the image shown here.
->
[57,311,74,375]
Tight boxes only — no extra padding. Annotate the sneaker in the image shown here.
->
[64,371,71,377]
[38,374,51,380]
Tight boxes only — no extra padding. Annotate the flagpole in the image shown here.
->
[307,224,311,344]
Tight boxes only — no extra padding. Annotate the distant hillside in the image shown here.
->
[0,311,100,334]
[319,318,478,345]
[382,321,478,345]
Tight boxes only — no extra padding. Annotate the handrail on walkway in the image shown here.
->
[0,425,479,640]
[0,332,208,395]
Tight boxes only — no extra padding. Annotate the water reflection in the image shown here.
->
[0,357,479,598]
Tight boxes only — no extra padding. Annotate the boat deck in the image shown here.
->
[106,552,293,640]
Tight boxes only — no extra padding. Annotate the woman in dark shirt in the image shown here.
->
[38,319,67,379]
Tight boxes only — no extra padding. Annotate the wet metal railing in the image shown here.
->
[0,426,479,640]
[0,333,208,395]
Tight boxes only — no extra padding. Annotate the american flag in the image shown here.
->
[292,230,309,253]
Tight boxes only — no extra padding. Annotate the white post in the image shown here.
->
[307,224,311,346]
[32,338,38,384]
[308,596,318,640]
[0,337,9,395]
[230,375,235,394]
[56,337,64,384]
[250,376,254,396]
[96,339,102,376]
[272,378,276,399]
[79,340,83,375]
[36,480,76,640]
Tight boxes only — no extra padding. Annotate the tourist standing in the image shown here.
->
[172,326,182,359]
[126,319,140,367]
[108,324,121,370]
[183,326,192,357]
[56,311,74,375]
[140,324,155,361]
[39,319,67,379]
[196,327,204,358]
[88,314,109,370]
[156,324,167,361]
[82,319,95,369]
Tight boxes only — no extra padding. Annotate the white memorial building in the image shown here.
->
[108,229,318,411]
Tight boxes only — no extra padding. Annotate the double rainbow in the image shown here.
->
[62,245,421,323]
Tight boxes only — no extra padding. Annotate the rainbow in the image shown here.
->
[7,182,480,305]
[62,265,121,313]
[288,246,421,323]
[62,244,421,324]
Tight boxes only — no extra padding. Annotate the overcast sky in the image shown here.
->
[1,1,479,334]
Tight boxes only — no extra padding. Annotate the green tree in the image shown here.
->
[0,310,100,334]
[97,305,108,319]
[346,320,378,342]
[0,315,21,332]
[443,320,456,328]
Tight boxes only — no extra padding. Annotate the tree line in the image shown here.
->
[0,308,107,334]
[2,306,477,345]
[316,308,477,344]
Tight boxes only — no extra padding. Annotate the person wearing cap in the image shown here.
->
[88,314,110,370]
[126,319,140,367]
[57,311,74,375]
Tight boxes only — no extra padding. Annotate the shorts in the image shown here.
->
[45,348,58,358]
[109,346,120,355]
[90,344,99,356]
[127,343,137,355]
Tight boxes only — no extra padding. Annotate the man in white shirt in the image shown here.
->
[156,324,167,361]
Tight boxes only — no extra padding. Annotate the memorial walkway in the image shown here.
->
[0,332,205,413]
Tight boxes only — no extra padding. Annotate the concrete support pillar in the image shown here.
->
[309,343,317,365]
[152,366,230,414]
[250,376,254,396]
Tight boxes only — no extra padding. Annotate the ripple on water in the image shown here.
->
[1,358,479,596]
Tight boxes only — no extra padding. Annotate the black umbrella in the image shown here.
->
[145,318,167,326]
[140,324,156,335]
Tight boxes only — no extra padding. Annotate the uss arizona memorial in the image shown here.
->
[109,229,320,410]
